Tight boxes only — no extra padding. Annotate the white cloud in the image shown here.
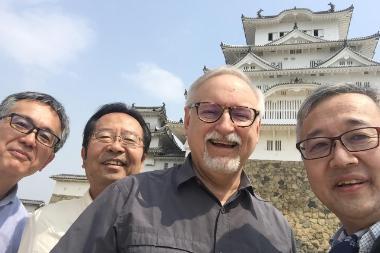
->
[0,1,93,71]
[122,63,185,102]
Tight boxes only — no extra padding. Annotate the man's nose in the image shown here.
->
[19,129,38,148]
[329,141,358,169]
[214,110,235,134]
[108,136,125,152]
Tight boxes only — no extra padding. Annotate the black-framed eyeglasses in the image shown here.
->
[189,102,260,127]
[92,130,144,149]
[296,127,380,160]
[0,113,60,148]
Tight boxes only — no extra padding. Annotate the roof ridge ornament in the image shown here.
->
[343,39,348,48]
[328,2,335,12]
[293,22,298,30]
[257,9,263,18]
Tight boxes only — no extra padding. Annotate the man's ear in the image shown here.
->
[255,119,261,144]
[184,106,190,133]
[81,148,87,169]
[141,153,146,162]
[38,152,55,172]
[81,147,86,160]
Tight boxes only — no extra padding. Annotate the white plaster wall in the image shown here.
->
[250,72,380,89]
[52,181,89,197]
[252,128,301,161]
[144,115,162,129]
[144,158,184,172]
[149,135,160,148]
[255,20,339,45]
[262,48,334,69]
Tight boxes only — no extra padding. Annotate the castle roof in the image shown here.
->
[50,174,87,182]
[133,103,167,123]
[221,33,380,65]
[317,46,380,68]
[242,5,354,45]
[150,125,185,156]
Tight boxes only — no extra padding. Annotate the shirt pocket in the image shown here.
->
[117,226,205,253]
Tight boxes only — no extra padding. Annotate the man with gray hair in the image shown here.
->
[0,91,69,253]
[52,65,295,253]
[296,83,380,252]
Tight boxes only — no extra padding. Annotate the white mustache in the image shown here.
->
[204,131,242,145]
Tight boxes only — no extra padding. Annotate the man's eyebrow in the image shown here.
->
[304,118,371,139]
[14,113,56,134]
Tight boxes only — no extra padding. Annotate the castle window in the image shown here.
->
[164,163,169,169]
[313,29,324,37]
[364,82,370,88]
[290,49,302,54]
[275,140,282,151]
[310,59,322,67]
[268,33,273,41]
[267,140,273,151]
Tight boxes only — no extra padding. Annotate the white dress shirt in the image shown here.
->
[17,191,92,253]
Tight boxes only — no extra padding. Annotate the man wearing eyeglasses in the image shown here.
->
[296,83,380,253]
[0,91,69,253]
[51,66,295,253]
[18,103,151,253]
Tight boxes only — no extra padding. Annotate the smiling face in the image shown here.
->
[184,74,261,175]
[0,100,61,181]
[82,112,145,198]
[299,93,380,233]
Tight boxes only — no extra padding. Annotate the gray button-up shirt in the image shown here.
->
[52,155,296,253]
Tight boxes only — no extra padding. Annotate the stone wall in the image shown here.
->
[243,160,340,253]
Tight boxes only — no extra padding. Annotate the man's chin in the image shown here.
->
[203,154,241,174]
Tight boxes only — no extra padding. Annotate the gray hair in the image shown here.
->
[296,83,379,140]
[186,65,265,116]
[0,91,70,152]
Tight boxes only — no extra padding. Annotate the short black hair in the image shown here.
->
[82,103,151,154]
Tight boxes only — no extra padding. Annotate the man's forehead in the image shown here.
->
[301,94,380,138]
[95,113,143,133]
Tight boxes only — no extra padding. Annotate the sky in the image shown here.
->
[1,0,378,202]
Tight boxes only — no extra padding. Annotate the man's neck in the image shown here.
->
[193,165,242,206]
[0,176,18,200]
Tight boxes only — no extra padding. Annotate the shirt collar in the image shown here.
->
[330,222,380,247]
[0,184,18,206]
[175,154,254,195]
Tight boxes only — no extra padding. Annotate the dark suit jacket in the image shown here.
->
[370,236,380,253]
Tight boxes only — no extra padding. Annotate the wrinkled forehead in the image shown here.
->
[10,100,61,131]
[194,74,258,105]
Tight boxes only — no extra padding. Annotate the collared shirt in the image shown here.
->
[17,191,92,253]
[52,155,296,253]
[330,221,380,253]
[0,185,28,253]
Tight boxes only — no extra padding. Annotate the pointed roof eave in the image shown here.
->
[234,52,278,70]
[242,5,353,43]
[134,103,167,122]
[242,5,354,23]
[267,28,326,46]
[318,47,380,68]
[159,126,185,153]
[222,32,380,50]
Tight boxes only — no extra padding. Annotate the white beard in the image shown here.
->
[202,131,241,174]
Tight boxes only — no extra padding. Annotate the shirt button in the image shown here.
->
[221,207,225,214]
